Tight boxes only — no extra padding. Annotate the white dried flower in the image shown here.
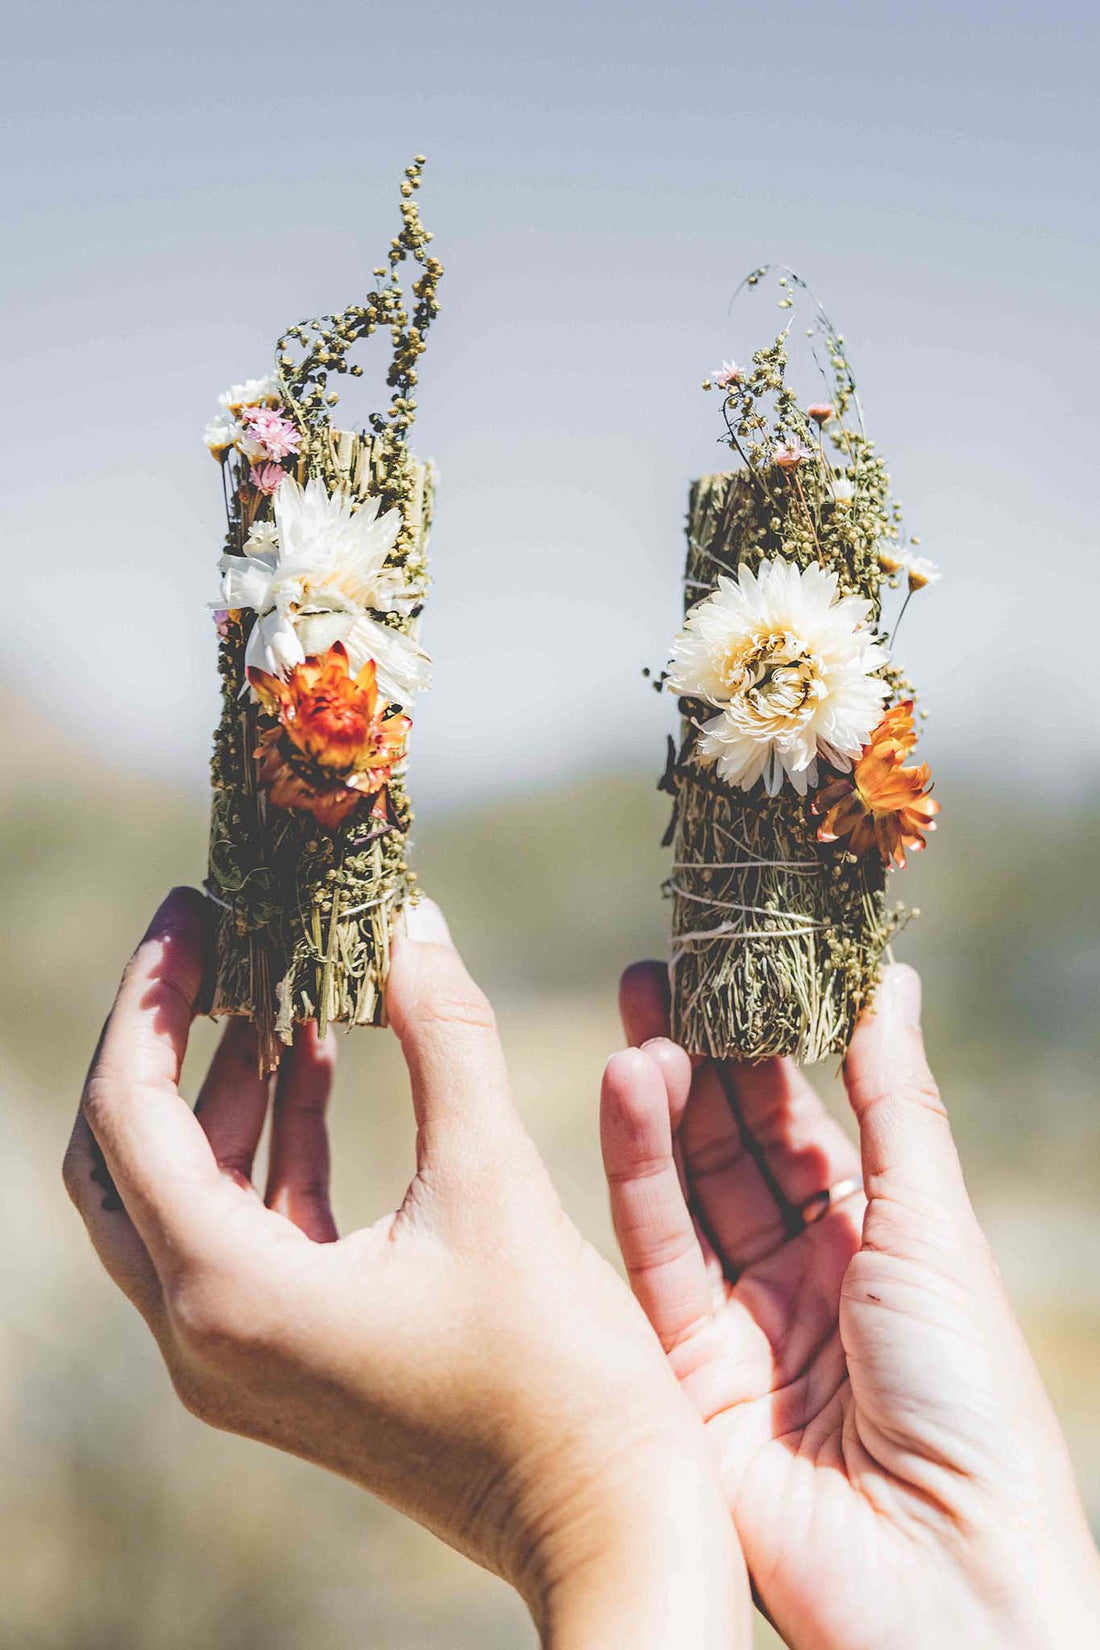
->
[203,414,239,457]
[243,520,280,552]
[217,477,430,706]
[218,375,281,413]
[667,557,889,796]
[904,554,941,591]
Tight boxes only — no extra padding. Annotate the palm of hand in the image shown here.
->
[603,963,1085,1650]
[65,891,733,1612]
[674,1175,998,1650]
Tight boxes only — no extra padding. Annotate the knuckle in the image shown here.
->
[168,1271,247,1368]
[398,944,497,1037]
[170,1296,229,1365]
[621,1219,696,1273]
[604,1150,669,1186]
[851,1067,946,1127]
[168,1253,284,1375]
[294,1178,331,1205]
[79,1072,114,1133]
[420,982,497,1037]
[898,1071,947,1120]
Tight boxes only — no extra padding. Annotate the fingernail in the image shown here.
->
[884,965,922,1028]
[603,1047,648,1082]
[403,897,452,945]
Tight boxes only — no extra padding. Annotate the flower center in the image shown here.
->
[720,630,823,731]
[287,688,375,770]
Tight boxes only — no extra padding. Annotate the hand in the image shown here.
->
[64,889,746,1649]
[601,962,1100,1650]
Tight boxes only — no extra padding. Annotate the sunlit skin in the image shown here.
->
[58,893,1100,1647]
[63,890,745,1650]
[601,963,1100,1650]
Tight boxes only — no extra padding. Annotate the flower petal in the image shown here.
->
[342,615,431,706]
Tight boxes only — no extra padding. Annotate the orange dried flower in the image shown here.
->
[865,698,918,762]
[814,700,939,870]
[249,643,410,830]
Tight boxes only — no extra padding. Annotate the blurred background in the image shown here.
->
[3,1,1098,1645]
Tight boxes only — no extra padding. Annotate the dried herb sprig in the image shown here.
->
[201,163,442,1072]
[276,156,442,441]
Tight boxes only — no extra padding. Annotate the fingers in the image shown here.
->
[194,1018,271,1187]
[716,1059,862,1215]
[601,1044,713,1349]
[620,961,857,1205]
[844,964,973,1229]
[681,1062,862,1271]
[619,960,672,1047]
[194,1015,339,1241]
[81,888,265,1276]
[678,1062,794,1269]
[98,886,207,1091]
[63,1108,165,1327]
[386,898,516,1142]
[265,1022,339,1242]
[619,963,862,1273]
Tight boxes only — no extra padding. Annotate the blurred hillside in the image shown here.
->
[2,707,1098,1648]
[5,703,1099,1178]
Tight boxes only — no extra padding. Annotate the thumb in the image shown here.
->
[844,965,977,1236]
[386,897,515,1141]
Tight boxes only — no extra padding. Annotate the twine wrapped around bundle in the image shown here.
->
[662,278,937,1063]
[202,432,433,1073]
[668,471,901,1063]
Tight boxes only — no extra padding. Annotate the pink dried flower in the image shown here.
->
[806,402,834,425]
[250,462,287,496]
[773,438,814,471]
[712,359,741,389]
[241,405,301,462]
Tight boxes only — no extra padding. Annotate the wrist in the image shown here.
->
[955,1516,1100,1650]
[517,1429,747,1650]
[1008,1551,1100,1650]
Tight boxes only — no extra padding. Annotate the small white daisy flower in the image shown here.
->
[667,557,889,796]
[904,554,941,591]
[218,375,281,413]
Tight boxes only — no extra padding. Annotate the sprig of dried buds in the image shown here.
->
[662,266,940,1061]
[201,161,442,1071]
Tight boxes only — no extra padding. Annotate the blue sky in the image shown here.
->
[5,0,1098,805]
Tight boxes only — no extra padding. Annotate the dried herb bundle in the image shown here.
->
[199,160,443,1072]
[663,270,938,1062]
